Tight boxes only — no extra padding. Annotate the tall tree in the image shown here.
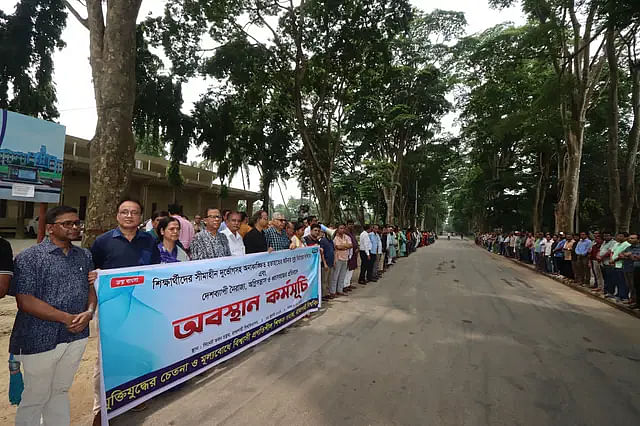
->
[347,11,459,224]
[62,0,143,245]
[492,0,607,232]
[161,0,413,222]
[0,0,66,119]
[193,36,294,208]
[605,1,640,232]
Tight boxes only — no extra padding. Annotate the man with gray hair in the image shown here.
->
[265,212,291,251]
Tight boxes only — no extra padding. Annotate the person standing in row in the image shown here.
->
[319,229,335,299]
[331,224,352,298]
[168,204,195,251]
[265,212,291,251]
[221,211,246,256]
[146,210,169,242]
[343,221,359,291]
[190,208,231,260]
[11,206,96,426]
[369,225,380,281]
[91,198,161,424]
[574,231,592,286]
[192,215,203,233]
[244,210,271,254]
[611,232,631,302]
[289,223,306,249]
[358,224,373,284]
[157,217,189,263]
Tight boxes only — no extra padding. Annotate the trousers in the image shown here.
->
[358,251,370,282]
[574,255,591,285]
[16,338,87,426]
[330,260,348,294]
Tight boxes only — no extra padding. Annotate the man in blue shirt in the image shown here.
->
[574,231,592,286]
[319,229,335,300]
[11,205,96,426]
[553,234,566,276]
[368,225,380,282]
[90,198,160,424]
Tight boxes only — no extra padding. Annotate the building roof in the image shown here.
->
[63,135,260,200]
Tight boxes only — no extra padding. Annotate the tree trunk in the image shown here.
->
[78,0,142,247]
[606,26,622,232]
[619,61,640,232]
[555,123,583,233]
[382,185,397,225]
[260,175,272,212]
[533,152,551,233]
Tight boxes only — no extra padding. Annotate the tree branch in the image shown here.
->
[62,0,89,30]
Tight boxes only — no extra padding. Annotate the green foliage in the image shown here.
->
[193,35,294,205]
[0,0,67,119]
[133,24,195,188]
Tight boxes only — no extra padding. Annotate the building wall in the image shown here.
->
[1,135,256,234]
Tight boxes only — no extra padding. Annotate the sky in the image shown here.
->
[1,110,65,157]
[4,0,525,203]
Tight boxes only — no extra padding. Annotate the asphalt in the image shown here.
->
[111,239,640,426]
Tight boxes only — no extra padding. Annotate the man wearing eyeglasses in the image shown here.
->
[10,205,96,426]
[265,212,290,251]
[90,198,160,424]
[244,210,272,254]
[190,208,232,260]
[90,199,161,269]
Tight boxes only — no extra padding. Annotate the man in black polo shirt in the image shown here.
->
[243,210,272,254]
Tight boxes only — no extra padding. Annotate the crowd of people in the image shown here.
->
[0,198,437,425]
[476,230,640,309]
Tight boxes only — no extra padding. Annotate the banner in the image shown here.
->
[0,109,65,203]
[96,247,321,422]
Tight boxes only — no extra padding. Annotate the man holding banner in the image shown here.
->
[10,206,96,426]
[90,198,161,425]
[93,242,321,423]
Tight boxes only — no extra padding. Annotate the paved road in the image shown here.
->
[112,239,640,426]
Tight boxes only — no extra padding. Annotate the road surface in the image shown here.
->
[112,239,640,426]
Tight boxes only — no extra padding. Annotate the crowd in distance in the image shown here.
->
[477,230,640,310]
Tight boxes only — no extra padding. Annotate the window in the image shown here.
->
[24,202,34,218]
[0,199,6,218]
[79,196,87,220]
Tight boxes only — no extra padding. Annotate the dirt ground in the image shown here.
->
[0,296,96,425]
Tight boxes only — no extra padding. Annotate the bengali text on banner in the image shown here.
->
[95,246,321,421]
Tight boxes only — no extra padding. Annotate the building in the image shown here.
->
[0,144,63,173]
[0,135,260,234]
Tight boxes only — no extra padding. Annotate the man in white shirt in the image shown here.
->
[358,224,373,284]
[221,211,245,256]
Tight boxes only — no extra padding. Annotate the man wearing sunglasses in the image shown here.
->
[10,206,96,426]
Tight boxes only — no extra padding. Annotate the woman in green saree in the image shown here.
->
[398,228,407,257]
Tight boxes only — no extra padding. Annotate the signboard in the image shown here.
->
[96,247,321,422]
[0,109,66,203]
